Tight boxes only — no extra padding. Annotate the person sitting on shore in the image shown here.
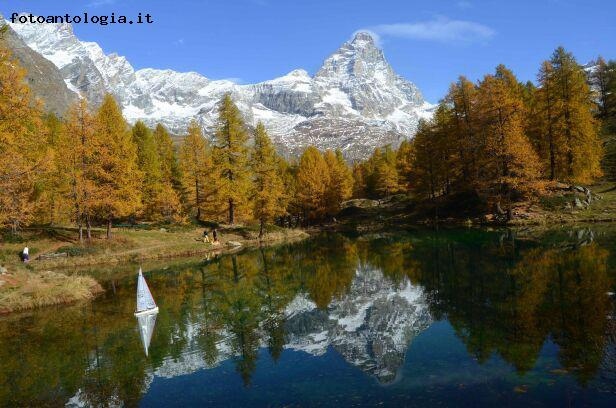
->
[21,246,29,263]
[202,229,211,243]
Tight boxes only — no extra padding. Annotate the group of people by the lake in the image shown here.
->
[202,228,219,245]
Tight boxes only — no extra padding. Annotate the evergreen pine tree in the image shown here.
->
[151,124,184,222]
[409,119,440,199]
[153,123,182,193]
[38,113,68,225]
[396,140,414,193]
[592,58,616,179]
[374,145,400,198]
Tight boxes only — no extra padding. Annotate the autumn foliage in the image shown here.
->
[0,39,612,234]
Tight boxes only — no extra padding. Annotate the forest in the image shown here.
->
[1,32,616,238]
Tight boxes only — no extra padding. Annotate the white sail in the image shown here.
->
[136,312,158,356]
[136,268,157,313]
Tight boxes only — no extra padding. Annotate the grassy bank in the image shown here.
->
[0,270,102,315]
[333,181,616,233]
[0,224,308,314]
[510,181,616,226]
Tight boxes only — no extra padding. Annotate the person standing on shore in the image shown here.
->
[212,229,218,243]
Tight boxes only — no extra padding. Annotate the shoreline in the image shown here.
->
[329,182,616,233]
[3,179,616,317]
[0,226,309,315]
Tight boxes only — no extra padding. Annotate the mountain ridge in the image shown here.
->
[7,15,434,159]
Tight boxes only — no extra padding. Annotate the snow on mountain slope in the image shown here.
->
[9,17,434,159]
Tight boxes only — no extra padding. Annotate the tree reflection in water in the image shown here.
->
[0,229,614,406]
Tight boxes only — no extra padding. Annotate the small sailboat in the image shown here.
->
[135,268,158,356]
[135,267,159,316]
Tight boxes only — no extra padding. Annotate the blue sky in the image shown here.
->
[2,0,615,102]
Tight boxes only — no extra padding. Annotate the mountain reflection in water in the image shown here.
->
[0,229,615,407]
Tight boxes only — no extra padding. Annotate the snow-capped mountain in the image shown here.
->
[8,17,434,159]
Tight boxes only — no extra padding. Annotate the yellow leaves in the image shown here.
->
[323,149,353,216]
[476,68,540,197]
[213,94,252,224]
[179,120,213,220]
[251,122,286,233]
[0,45,48,231]
[296,146,330,220]
[293,147,354,221]
[90,94,143,221]
[532,48,603,183]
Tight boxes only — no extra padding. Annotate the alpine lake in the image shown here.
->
[1,227,616,407]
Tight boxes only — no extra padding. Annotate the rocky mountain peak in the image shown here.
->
[315,31,388,83]
[6,15,434,160]
[350,31,377,46]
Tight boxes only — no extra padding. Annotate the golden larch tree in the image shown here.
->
[476,65,541,215]
[323,149,353,216]
[60,99,98,241]
[250,122,286,237]
[0,45,49,233]
[213,94,252,224]
[91,94,143,238]
[551,47,602,183]
[296,146,330,222]
[179,120,213,221]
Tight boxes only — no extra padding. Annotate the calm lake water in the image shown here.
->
[1,228,616,407]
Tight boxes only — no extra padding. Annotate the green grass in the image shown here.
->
[539,194,572,211]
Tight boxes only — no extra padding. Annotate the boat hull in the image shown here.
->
[134,307,159,317]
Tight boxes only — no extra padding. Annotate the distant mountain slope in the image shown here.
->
[8,16,434,159]
[0,15,76,115]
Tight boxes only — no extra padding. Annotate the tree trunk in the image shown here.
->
[259,219,264,239]
[229,198,235,225]
[195,179,201,221]
[549,135,556,181]
[106,218,112,239]
[86,214,92,240]
[78,221,83,243]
